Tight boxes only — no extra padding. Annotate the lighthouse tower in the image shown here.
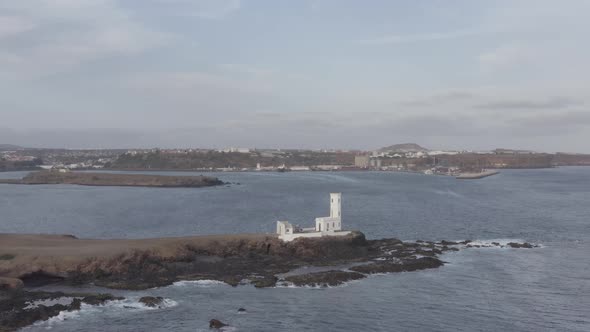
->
[330,193,341,219]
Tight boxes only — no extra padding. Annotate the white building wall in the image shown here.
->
[330,193,341,218]
[279,230,351,242]
[277,192,347,242]
[276,221,293,235]
[315,217,341,232]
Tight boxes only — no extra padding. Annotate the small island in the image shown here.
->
[0,170,224,188]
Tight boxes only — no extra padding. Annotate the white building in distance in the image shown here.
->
[276,193,351,242]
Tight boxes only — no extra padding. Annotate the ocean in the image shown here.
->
[1,168,589,331]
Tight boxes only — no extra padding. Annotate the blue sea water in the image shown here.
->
[1,168,589,331]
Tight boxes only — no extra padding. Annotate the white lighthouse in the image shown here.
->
[330,192,341,219]
[276,193,350,242]
[315,193,342,232]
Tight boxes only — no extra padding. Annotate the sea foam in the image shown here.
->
[172,279,228,287]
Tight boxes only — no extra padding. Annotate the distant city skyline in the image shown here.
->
[1,1,589,152]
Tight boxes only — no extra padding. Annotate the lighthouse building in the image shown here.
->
[276,193,351,242]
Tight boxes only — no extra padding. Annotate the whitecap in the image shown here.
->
[108,298,178,310]
[172,279,228,287]
[32,303,97,330]
[431,189,462,198]
[27,298,178,330]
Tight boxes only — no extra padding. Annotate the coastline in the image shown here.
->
[0,232,538,330]
[0,171,224,188]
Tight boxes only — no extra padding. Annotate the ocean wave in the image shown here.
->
[172,279,228,287]
[431,189,463,198]
[28,298,178,330]
[32,303,96,330]
[108,298,178,310]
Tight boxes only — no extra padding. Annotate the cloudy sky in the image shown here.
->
[1,0,589,152]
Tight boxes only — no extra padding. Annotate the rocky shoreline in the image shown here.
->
[0,170,224,188]
[0,233,538,330]
[0,279,123,332]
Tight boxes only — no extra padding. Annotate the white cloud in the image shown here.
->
[0,0,171,79]
[358,29,485,45]
[0,16,36,39]
[478,44,533,71]
[146,0,242,19]
[218,63,275,78]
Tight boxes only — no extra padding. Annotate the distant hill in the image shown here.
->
[0,144,24,151]
[378,143,428,153]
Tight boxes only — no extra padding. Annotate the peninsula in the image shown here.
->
[0,170,224,188]
[0,232,537,330]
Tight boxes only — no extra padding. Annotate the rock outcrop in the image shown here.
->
[284,270,366,287]
[0,233,540,330]
[0,290,123,332]
[139,296,164,308]
[209,319,228,329]
[0,171,224,188]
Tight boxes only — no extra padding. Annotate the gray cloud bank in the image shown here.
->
[3,104,589,152]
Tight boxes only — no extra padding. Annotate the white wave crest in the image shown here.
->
[108,298,178,310]
[30,298,178,329]
[173,279,228,287]
[35,303,96,329]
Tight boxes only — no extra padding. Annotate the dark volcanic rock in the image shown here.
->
[81,293,124,306]
[284,270,366,287]
[19,271,65,287]
[250,275,278,288]
[441,246,460,252]
[507,242,534,248]
[209,319,228,329]
[0,231,540,331]
[0,290,124,332]
[69,298,82,311]
[351,257,444,274]
[139,296,164,308]
[6,170,224,188]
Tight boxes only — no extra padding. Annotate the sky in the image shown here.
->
[1,0,589,152]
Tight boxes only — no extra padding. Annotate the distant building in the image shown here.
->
[276,193,351,242]
[220,147,251,153]
[354,155,370,168]
[370,158,382,168]
[289,166,311,171]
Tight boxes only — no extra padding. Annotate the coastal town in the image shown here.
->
[2,143,590,177]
